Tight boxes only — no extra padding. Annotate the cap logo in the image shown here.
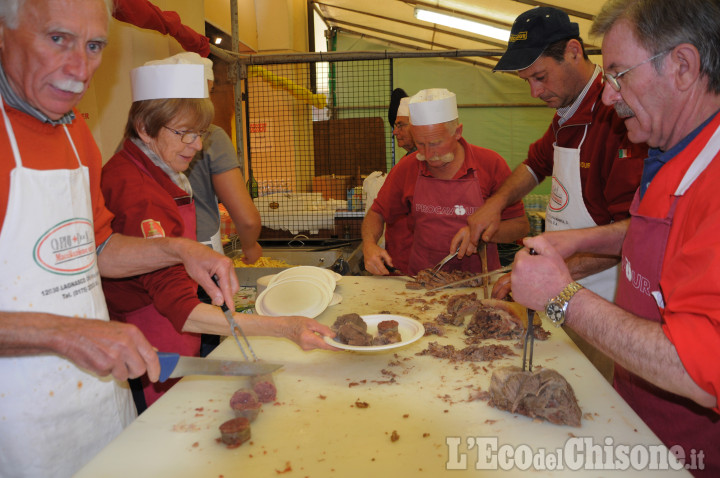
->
[510,31,528,43]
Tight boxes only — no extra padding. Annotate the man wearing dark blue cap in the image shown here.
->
[453,6,647,381]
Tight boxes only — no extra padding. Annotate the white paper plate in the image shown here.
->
[328,293,342,306]
[255,278,332,318]
[324,314,425,351]
[269,266,337,291]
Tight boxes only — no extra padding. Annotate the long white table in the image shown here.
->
[76,276,690,477]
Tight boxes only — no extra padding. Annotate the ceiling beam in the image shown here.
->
[330,27,500,70]
[313,1,507,48]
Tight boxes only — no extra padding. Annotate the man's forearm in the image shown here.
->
[361,210,385,246]
[567,290,716,408]
[492,214,530,243]
[566,253,620,280]
[491,165,539,210]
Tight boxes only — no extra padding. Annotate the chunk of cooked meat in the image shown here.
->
[336,322,373,346]
[489,366,582,427]
[332,313,366,332]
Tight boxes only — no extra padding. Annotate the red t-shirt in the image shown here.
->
[0,105,114,244]
[372,137,525,242]
[639,114,720,411]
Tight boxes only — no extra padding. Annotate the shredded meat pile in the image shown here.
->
[428,294,551,342]
[406,269,484,290]
[416,341,514,362]
[489,366,582,427]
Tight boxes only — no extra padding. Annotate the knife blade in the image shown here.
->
[157,352,282,382]
[427,265,513,292]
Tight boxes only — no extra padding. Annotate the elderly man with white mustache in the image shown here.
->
[510,0,720,474]
[0,0,238,476]
[362,88,529,277]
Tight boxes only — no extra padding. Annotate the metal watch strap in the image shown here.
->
[546,281,584,326]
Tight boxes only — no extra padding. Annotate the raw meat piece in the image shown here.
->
[489,366,582,427]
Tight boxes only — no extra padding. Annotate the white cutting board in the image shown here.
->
[76,277,690,477]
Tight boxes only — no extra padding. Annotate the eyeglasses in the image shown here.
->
[604,49,671,92]
[163,126,208,144]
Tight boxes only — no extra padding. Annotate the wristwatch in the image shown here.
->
[544,281,584,327]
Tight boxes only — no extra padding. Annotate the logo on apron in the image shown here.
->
[33,218,96,275]
[549,176,569,212]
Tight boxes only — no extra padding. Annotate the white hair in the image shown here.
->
[0,0,112,29]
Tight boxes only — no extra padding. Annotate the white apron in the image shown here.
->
[544,125,619,302]
[0,100,135,478]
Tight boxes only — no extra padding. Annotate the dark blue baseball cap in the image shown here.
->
[494,7,579,72]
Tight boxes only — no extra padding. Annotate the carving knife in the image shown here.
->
[427,265,513,292]
[157,352,282,382]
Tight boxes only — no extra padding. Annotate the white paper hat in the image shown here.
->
[396,97,410,118]
[408,88,458,126]
[131,63,207,102]
[144,52,214,82]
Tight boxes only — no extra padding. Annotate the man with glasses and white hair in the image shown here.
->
[363,88,529,277]
[0,0,239,476]
[511,0,720,473]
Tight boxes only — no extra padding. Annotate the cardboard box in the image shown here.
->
[312,175,352,201]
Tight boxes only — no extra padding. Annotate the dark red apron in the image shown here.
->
[615,160,720,475]
[408,170,500,276]
[119,154,201,408]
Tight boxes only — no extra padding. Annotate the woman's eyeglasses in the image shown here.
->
[163,126,208,144]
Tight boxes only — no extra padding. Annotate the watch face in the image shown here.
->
[546,302,564,324]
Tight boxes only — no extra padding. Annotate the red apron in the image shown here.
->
[615,143,720,475]
[117,154,201,408]
[408,171,500,276]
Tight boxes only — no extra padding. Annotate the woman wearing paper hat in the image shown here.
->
[100,56,337,412]
[364,88,528,276]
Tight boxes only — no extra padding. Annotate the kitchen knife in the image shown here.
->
[157,352,282,382]
[427,265,512,292]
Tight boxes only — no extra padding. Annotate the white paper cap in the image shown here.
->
[144,52,214,82]
[131,64,207,102]
[408,88,458,126]
[396,97,410,118]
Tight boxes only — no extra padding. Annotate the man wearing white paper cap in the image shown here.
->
[0,1,238,476]
[363,88,529,276]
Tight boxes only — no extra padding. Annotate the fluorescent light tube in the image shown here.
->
[414,8,510,42]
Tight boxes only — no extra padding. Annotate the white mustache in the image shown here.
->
[614,102,635,119]
[54,79,85,94]
[416,151,454,163]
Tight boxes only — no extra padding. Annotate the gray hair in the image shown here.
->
[591,0,720,94]
[0,0,113,29]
